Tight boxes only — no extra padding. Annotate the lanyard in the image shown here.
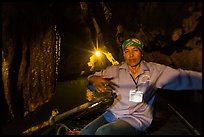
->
[129,73,140,91]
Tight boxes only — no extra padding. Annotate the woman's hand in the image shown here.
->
[89,75,119,92]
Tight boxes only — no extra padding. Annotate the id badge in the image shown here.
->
[129,90,143,103]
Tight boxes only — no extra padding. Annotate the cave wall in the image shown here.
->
[111,2,202,71]
[2,3,60,120]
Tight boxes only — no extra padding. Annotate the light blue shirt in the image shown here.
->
[87,60,202,131]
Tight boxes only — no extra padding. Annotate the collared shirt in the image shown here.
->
[87,60,202,131]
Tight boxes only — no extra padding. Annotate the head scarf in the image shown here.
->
[122,38,144,51]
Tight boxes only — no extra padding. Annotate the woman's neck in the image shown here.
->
[128,65,140,78]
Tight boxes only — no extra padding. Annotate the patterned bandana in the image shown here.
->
[122,38,144,51]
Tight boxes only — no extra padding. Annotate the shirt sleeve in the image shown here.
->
[86,72,102,93]
[155,66,202,90]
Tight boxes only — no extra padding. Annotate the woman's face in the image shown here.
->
[123,46,142,67]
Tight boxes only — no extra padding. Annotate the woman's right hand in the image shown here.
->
[89,75,119,92]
